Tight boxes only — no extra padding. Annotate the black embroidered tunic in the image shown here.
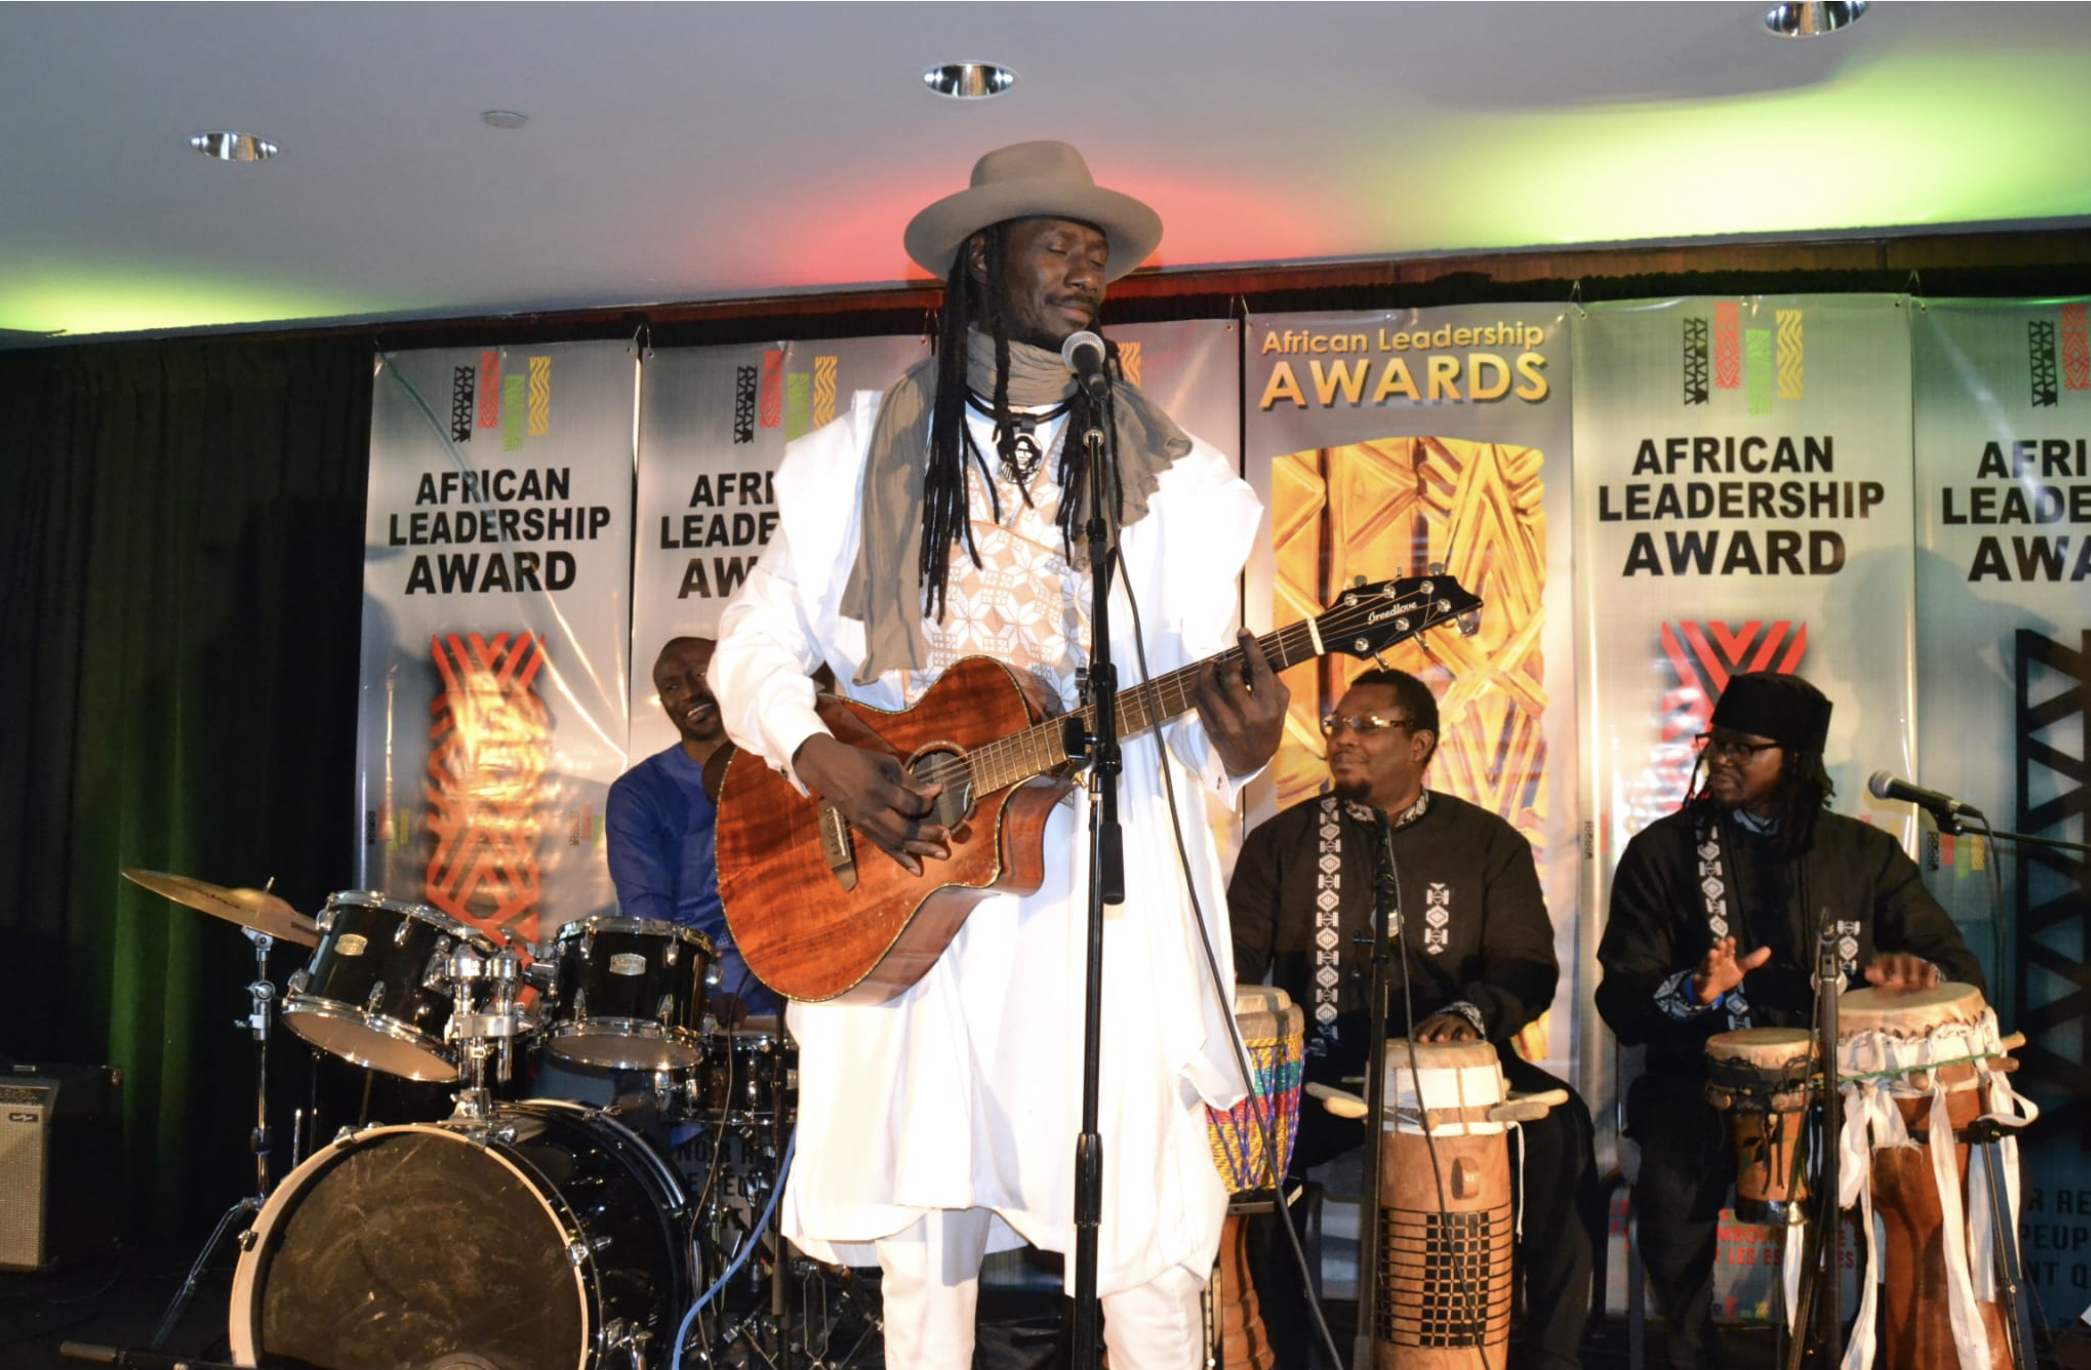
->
[1596,805,1984,1079]
[1229,790,1558,1081]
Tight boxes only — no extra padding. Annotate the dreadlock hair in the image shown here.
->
[1684,741,1837,857]
[918,222,1123,622]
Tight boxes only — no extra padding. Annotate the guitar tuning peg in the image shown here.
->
[1351,574,1368,589]
[1371,651,1393,671]
[1427,561,1445,576]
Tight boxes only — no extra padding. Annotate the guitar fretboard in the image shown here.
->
[959,588,1448,795]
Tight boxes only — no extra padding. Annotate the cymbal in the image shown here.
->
[122,869,319,947]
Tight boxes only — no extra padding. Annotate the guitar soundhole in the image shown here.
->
[910,747,974,830]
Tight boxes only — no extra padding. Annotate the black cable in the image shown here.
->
[1377,807,1495,1370]
[1117,547,1346,1370]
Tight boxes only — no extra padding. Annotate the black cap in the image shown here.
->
[1709,671,1832,753]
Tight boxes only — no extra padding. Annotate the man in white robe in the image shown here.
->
[710,141,1286,1370]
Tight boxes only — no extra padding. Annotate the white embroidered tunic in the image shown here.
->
[712,395,1264,1296]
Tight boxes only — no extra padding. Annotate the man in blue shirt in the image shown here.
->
[608,635,777,1017]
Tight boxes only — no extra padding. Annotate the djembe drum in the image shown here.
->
[1204,987,1305,1370]
[1375,1039,1525,1370]
[1704,1028,1817,1226]
[1837,983,2020,1370]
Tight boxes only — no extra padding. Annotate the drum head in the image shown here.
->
[238,1128,586,1370]
[1838,980,1984,1035]
[281,1002,457,1081]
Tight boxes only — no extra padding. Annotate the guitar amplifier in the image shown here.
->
[0,1064,122,1271]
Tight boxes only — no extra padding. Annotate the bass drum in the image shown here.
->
[229,1101,688,1370]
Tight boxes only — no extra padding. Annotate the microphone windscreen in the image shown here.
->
[1060,330,1105,370]
[1867,770,1895,799]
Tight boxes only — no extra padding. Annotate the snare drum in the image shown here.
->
[1376,1038,1515,1369]
[282,891,497,1081]
[230,1100,687,1370]
[1704,1027,1816,1226]
[1837,983,2017,1370]
[545,917,716,1071]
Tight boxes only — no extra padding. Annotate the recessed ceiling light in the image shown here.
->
[189,131,279,163]
[481,110,530,130]
[1764,1,1868,38]
[922,62,1017,100]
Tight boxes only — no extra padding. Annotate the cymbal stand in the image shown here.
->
[443,940,526,1125]
[149,927,280,1350]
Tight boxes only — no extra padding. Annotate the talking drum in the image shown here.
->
[1704,1028,1816,1226]
[1376,1039,1517,1370]
[229,1100,689,1370]
[1837,982,2019,1370]
[1204,987,1305,1370]
[544,917,716,1071]
[282,891,498,1081]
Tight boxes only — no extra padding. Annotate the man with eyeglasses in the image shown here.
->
[1596,670,1983,1369]
[1230,668,1601,1370]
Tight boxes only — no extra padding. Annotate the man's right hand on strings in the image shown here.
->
[793,734,949,876]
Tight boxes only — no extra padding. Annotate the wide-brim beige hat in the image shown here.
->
[904,140,1162,283]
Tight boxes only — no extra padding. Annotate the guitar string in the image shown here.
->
[898,591,1468,798]
[906,623,1316,797]
[903,600,1449,795]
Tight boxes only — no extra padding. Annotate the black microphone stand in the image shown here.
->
[1782,914,1843,1370]
[1350,810,1404,1370]
[1067,415,1122,1370]
[1949,813,2070,1368]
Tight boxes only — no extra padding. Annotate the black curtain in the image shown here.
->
[0,338,373,1233]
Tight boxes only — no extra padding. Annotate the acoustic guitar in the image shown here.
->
[713,573,1481,1004]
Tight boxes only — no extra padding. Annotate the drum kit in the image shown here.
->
[121,871,857,1370]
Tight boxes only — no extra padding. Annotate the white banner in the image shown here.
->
[630,335,929,764]
[1913,298,2091,1323]
[357,340,638,945]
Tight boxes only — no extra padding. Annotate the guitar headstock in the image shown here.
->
[1316,573,1483,661]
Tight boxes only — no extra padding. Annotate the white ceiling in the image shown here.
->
[6,1,2091,342]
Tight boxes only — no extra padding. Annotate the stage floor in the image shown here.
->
[4,1232,1770,1370]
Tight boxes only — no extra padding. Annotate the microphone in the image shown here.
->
[1060,330,1110,401]
[1868,771,1984,823]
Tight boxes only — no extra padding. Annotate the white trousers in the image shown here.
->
[876,1208,1207,1370]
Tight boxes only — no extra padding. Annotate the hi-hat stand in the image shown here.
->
[149,927,280,1350]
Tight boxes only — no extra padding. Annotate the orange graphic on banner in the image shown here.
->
[478,351,501,429]
[1622,620,1808,836]
[1272,435,1551,1058]
[2063,304,2089,392]
[1117,340,1143,388]
[760,349,785,428]
[424,631,549,945]
[1714,301,1742,390]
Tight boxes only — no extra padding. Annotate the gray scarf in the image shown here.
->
[838,330,1191,683]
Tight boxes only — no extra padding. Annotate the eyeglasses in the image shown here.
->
[1693,732,1780,762]
[1320,713,1420,738]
